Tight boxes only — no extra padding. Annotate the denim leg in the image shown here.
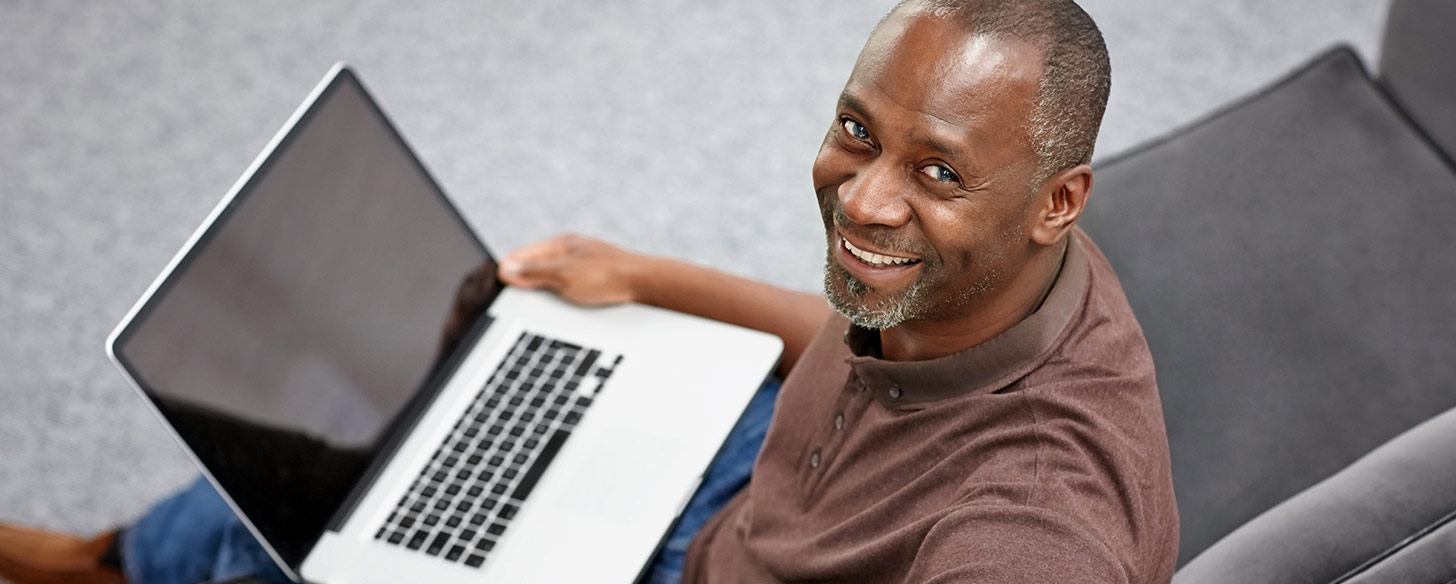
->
[122,477,293,584]
[643,378,780,584]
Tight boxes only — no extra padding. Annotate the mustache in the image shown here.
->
[820,198,933,260]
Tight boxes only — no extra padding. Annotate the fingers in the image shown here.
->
[497,234,577,290]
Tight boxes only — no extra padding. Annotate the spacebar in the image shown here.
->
[512,429,569,501]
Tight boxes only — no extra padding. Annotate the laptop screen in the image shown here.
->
[110,67,496,569]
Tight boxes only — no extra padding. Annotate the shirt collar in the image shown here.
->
[843,231,1093,409]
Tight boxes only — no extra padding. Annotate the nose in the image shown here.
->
[838,159,912,228]
[832,160,908,231]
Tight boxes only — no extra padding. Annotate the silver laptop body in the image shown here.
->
[106,63,781,583]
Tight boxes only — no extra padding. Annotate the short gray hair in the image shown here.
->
[890,0,1111,182]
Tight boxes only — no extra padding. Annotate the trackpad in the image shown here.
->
[559,428,697,524]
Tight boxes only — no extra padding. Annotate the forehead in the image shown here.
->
[846,10,1043,147]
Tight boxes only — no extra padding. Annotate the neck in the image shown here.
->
[879,237,1067,362]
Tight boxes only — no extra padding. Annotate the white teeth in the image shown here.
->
[842,238,915,267]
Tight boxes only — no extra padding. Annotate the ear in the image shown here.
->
[1027,164,1092,247]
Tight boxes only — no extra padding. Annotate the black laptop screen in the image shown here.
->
[111,68,496,569]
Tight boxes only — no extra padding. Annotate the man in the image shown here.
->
[0,0,1178,582]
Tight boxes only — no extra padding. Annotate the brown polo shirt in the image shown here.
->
[682,228,1179,583]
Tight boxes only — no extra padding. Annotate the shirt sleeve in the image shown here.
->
[902,504,1131,584]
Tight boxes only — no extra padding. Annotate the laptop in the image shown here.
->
[105,63,782,583]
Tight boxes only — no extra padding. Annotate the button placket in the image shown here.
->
[810,371,870,479]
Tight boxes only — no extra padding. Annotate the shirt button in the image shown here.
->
[810,451,822,468]
[834,414,845,430]
[888,386,902,400]
[855,378,867,392]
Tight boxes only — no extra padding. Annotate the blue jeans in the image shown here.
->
[125,380,779,584]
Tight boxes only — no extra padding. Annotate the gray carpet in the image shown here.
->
[1,1,1387,535]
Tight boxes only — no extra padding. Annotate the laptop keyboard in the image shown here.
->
[375,331,622,568]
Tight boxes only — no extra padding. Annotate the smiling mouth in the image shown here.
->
[841,237,921,267]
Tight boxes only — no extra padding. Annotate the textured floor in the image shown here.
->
[1,1,1388,535]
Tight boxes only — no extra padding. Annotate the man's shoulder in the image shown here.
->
[1036,228,1157,383]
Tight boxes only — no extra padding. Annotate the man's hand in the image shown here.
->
[497,233,833,376]
[498,234,644,306]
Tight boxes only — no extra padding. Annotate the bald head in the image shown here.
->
[885,0,1110,183]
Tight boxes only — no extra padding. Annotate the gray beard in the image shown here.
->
[822,257,931,330]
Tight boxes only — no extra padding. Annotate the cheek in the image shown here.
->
[811,143,853,192]
[914,204,1004,269]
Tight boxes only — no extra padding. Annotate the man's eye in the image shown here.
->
[919,164,960,183]
[841,119,870,141]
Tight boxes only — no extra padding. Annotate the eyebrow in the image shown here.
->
[839,92,874,125]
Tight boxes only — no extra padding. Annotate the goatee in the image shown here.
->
[823,255,930,330]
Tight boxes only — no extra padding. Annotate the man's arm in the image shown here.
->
[906,505,1132,584]
[497,233,832,377]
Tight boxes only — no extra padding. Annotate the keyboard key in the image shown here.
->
[465,554,486,568]
[513,430,568,501]
[427,532,450,556]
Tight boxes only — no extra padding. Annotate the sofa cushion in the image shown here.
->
[1172,405,1456,583]
[1081,46,1456,565]
[1380,0,1456,161]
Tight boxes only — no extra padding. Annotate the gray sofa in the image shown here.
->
[1081,0,1456,578]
